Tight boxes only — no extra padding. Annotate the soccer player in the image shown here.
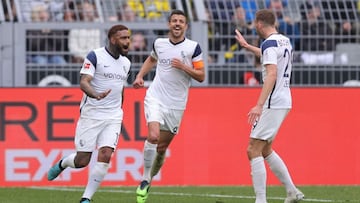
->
[47,24,131,203]
[235,9,304,203]
[132,9,205,203]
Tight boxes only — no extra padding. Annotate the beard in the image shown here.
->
[117,46,128,57]
[170,29,184,39]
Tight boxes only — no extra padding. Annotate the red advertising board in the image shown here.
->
[0,87,359,186]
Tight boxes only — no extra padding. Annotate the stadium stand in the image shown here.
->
[0,0,360,87]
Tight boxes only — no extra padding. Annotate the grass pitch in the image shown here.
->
[1,185,359,203]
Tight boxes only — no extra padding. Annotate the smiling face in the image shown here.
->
[168,13,188,42]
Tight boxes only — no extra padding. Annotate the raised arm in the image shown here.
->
[235,29,261,58]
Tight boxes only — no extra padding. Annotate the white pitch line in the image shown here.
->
[30,186,338,202]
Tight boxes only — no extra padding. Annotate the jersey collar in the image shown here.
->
[105,46,120,59]
[169,37,186,45]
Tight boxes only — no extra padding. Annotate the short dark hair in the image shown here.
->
[255,9,276,26]
[107,24,129,39]
[168,9,187,23]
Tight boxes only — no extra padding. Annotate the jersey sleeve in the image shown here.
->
[261,40,278,65]
[150,40,158,60]
[192,43,204,70]
[80,50,97,76]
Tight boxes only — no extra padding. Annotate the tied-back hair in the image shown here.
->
[255,9,276,26]
[108,24,129,39]
[168,9,187,23]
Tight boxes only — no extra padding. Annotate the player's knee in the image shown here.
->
[74,153,91,168]
[247,146,259,160]
[98,148,113,163]
[147,132,160,143]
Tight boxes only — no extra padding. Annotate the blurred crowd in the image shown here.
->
[2,0,171,65]
[2,0,360,85]
[205,0,360,64]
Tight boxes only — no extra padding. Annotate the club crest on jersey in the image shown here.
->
[79,139,86,147]
[181,51,186,63]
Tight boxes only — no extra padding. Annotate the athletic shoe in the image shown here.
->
[47,160,65,181]
[79,198,91,203]
[136,180,151,203]
[284,189,305,203]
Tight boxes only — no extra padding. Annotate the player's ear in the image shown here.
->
[109,36,114,44]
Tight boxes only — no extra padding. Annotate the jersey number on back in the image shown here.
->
[283,49,292,78]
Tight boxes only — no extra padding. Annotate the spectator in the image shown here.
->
[232,5,255,40]
[129,32,148,63]
[126,0,145,18]
[98,0,120,21]
[117,3,157,47]
[300,1,335,51]
[26,2,67,65]
[321,0,359,43]
[127,0,171,20]
[225,4,256,63]
[118,3,141,21]
[240,0,257,23]
[267,0,300,49]
[100,1,140,22]
[2,0,18,22]
[68,1,101,63]
[205,7,227,63]
[63,0,76,22]
[299,1,335,64]
[130,32,147,52]
[128,31,151,84]
[48,1,65,21]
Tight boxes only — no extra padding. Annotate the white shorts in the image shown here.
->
[144,95,184,134]
[250,108,290,142]
[74,117,121,152]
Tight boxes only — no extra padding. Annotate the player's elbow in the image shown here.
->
[195,74,205,82]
